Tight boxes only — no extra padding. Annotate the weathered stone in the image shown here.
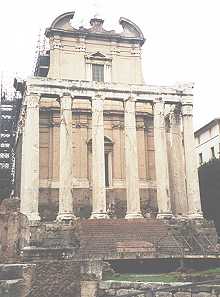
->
[57,94,76,221]
[81,281,98,297]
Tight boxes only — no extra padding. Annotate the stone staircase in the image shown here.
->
[79,219,181,259]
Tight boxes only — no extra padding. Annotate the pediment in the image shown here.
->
[46,12,145,46]
[86,52,112,62]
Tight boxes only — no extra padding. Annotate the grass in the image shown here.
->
[103,273,179,283]
[103,267,220,283]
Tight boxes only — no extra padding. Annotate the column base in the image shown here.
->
[24,212,41,222]
[187,212,203,220]
[56,213,77,222]
[90,212,109,219]
[157,212,173,220]
[125,212,143,219]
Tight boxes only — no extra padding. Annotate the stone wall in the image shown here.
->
[98,281,220,297]
[0,200,29,263]
[0,261,81,297]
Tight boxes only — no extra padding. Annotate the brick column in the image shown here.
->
[20,94,41,221]
[124,96,143,219]
[57,93,76,221]
[90,94,108,219]
[153,98,172,219]
[182,96,203,219]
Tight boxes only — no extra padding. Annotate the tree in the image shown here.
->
[198,158,220,236]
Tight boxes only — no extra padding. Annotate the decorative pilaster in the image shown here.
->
[182,97,203,219]
[56,93,76,221]
[20,94,41,221]
[47,38,63,79]
[124,96,143,219]
[90,94,108,219]
[153,98,172,219]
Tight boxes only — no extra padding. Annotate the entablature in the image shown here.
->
[25,77,194,105]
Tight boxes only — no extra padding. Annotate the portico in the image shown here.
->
[18,78,202,221]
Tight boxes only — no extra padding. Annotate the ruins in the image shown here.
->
[15,11,202,221]
[0,11,219,297]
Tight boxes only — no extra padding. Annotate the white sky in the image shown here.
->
[1,0,220,130]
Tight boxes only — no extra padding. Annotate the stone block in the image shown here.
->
[175,292,192,297]
[105,289,116,296]
[99,280,113,290]
[81,281,98,297]
[156,292,172,297]
[192,293,211,297]
[116,288,138,296]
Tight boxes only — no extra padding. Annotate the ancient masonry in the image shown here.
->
[1,11,218,297]
[14,11,202,222]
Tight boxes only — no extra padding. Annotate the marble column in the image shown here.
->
[124,96,143,219]
[167,107,188,215]
[20,94,41,221]
[56,93,76,221]
[182,97,203,219]
[153,98,172,219]
[90,94,108,219]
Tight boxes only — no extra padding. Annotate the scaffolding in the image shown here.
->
[0,82,22,200]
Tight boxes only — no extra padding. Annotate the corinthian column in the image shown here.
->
[124,96,143,219]
[167,107,188,215]
[153,98,172,219]
[90,94,108,219]
[20,94,41,221]
[57,93,76,221]
[182,97,203,219]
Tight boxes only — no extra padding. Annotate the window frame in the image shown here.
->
[85,52,112,83]
[92,64,104,82]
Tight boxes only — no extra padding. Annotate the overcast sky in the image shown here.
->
[0,0,219,130]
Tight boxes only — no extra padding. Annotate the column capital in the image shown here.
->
[59,93,73,110]
[25,93,41,108]
[182,103,193,117]
[153,98,165,115]
[124,95,137,102]
[92,92,105,101]
[169,105,181,126]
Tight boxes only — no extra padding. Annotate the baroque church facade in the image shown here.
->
[15,11,202,221]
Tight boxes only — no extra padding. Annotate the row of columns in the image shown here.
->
[20,93,202,222]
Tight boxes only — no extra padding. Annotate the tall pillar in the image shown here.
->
[167,108,188,215]
[57,93,76,221]
[20,94,41,221]
[182,97,203,218]
[90,94,108,219]
[153,98,172,219]
[124,96,143,219]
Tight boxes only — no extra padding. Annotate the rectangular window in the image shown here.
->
[92,64,104,82]
[199,153,203,165]
[211,146,215,158]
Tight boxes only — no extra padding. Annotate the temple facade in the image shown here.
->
[14,11,202,221]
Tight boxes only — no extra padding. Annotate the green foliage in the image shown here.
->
[103,273,178,282]
[104,267,220,283]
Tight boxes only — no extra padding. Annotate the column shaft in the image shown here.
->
[57,94,76,221]
[124,97,143,219]
[182,98,203,218]
[167,109,188,215]
[90,95,108,219]
[154,99,172,218]
[20,94,40,221]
